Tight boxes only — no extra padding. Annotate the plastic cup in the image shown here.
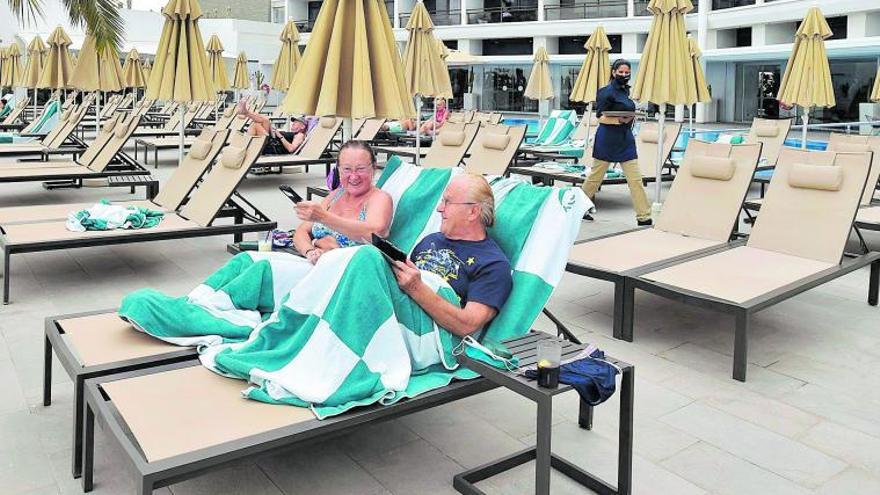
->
[258,239,272,252]
[536,340,562,388]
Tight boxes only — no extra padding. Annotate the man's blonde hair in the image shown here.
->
[462,173,496,227]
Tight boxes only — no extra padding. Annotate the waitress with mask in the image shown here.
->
[581,59,652,226]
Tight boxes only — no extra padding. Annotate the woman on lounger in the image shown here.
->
[292,141,393,265]
[418,97,448,134]
[236,100,307,155]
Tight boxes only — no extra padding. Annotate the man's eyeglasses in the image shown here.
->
[440,198,477,207]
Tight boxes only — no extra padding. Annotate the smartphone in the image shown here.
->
[372,233,408,263]
[279,184,303,203]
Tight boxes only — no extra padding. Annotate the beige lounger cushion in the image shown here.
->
[58,313,187,366]
[189,138,213,160]
[102,114,122,134]
[220,146,247,169]
[320,116,336,128]
[689,156,736,181]
[754,125,779,138]
[223,106,235,117]
[103,365,315,462]
[482,133,510,151]
[440,130,466,147]
[788,164,843,191]
[831,142,871,153]
[639,129,659,143]
[569,229,721,273]
[642,246,834,304]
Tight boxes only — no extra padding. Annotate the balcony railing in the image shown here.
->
[400,9,461,26]
[544,1,628,20]
[466,6,538,24]
[712,0,755,8]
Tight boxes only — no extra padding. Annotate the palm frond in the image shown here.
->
[6,0,43,27]
[63,0,125,53]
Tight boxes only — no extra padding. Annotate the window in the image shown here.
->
[483,65,537,112]
[482,38,533,56]
[271,6,285,24]
[557,35,621,54]
[826,16,847,40]
[735,27,752,47]
[443,40,459,50]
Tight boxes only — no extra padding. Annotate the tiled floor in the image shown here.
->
[1,133,879,494]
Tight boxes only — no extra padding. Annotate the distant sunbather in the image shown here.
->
[237,100,307,155]
[292,140,393,264]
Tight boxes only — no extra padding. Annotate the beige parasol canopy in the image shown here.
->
[281,0,415,120]
[231,51,249,90]
[146,0,214,103]
[22,37,47,88]
[68,34,122,92]
[777,6,835,148]
[4,44,24,89]
[570,26,611,104]
[206,34,229,92]
[271,20,303,92]
[872,66,880,102]
[524,47,553,101]
[122,48,147,89]
[38,26,76,90]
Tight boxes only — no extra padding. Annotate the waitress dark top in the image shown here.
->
[592,79,638,163]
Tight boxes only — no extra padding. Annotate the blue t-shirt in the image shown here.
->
[410,232,513,312]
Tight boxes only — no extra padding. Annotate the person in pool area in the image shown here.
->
[236,99,308,155]
[292,140,393,265]
[0,99,8,119]
[392,173,513,337]
[418,97,449,134]
[581,58,653,226]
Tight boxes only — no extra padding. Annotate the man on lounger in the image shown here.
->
[391,173,513,337]
[236,100,307,155]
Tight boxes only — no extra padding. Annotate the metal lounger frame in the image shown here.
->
[508,163,676,188]
[0,193,275,303]
[627,245,880,381]
[72,312,633,495]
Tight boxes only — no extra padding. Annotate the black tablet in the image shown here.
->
[372,234,408,263]
[279,184,303,203]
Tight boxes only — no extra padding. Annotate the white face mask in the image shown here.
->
[453,335,519,372]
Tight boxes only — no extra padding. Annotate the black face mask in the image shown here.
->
[615,74,631,85]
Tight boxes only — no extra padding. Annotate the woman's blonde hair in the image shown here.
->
[463,173,496,227]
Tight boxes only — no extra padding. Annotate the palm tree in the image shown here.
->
[9,0,124,52]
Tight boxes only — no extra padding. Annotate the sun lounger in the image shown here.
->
[19,99,62,135]
[529,109,578,147]
[130,102,205,138]
[50,163,633,495]
[631,150,879,381]
[352,118,386,142]
[0,128,230,226]
[521,112,598,158]
[473,111,503,125]
[375,121,480,166]
[251,116,342,172]
[0,98,92,157]
[566,141,762,337]
[744,117,792,167]
[446,110,474,123]
[0,96,31,127]
[0,131,274,303]
[61,91,79,111]
[463,123,527,175]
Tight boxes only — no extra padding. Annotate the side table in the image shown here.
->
[455,332,634,495]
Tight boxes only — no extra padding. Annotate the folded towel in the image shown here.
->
[66,200,164,232]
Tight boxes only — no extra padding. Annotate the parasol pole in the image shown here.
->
[653,103,667,213]
[415,95,422,166]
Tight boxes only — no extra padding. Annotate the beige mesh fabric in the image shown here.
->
[744,118,793,166]
[1,215,199,245]
[181,133,266,227]
[288,117,342,160]
[422,122,480,168]
[826,133,880,205]
[656,141,762,241]
[636,121,682,178]
[748,149,872,263]
[88,114,143,172]
[103,365,315,463]
[569,228,722,273]
[353,118,386,141]
[153,128,230,210]
[58,313,186,367]
[464,124,527,175]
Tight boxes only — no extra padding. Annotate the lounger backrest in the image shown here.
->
[745,117,792,166]
[181,132,266,227]
[571,112,599,142]
[100,94,120,118]
[88,114,142,172]
[353,118,386,142]
[446,111,467,124]
[826,133,880,205]
[464,123,527,176]
[636,121,682,178]
[154,128,231,210]
[351,118,367,136]
[421,122,480,168]
[656,140,762,241]
[533,109,577,145]
[748,148,872,263]
[44,99,91,149]
[1,96,29,124]
[76,113,126,167]
[297,116,341,159]
[21,98,59,134]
